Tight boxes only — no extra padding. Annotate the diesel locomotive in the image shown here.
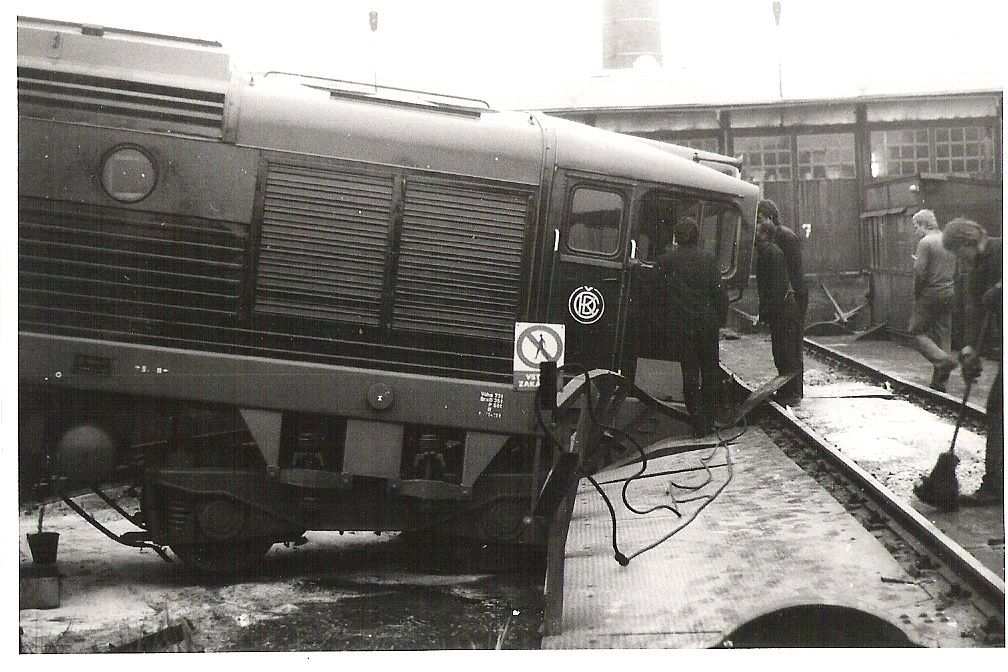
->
[17,16,759,572]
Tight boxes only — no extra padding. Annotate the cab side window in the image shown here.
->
[567,188,623,256]
[634,195,664,263]
[635,192,699,262]
[699,200,740,274]
[635,191,739,274]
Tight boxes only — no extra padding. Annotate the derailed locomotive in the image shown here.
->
[17,16,759,572]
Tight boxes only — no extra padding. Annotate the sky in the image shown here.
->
[13,0,1007,108]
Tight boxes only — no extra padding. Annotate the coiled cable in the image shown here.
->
[538,363,744,565]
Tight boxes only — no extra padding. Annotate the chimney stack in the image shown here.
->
[602,0,662,69]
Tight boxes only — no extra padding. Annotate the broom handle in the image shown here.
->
[948,379,973,456]
[949,312,992,456]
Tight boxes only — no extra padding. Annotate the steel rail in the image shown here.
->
[803,337,987,423]
[731,375,1005,618]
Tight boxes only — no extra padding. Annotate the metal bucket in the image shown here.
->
[26,531,60,565]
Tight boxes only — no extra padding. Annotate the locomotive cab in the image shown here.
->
[541,117,756,382]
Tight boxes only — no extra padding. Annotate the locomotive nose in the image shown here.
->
[53,424,117,484]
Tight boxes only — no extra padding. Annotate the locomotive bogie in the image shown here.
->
[20,359,547,551]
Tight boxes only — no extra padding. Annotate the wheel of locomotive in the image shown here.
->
[168,494,274,576]
[146,408,275,576]
[475,494,530,543]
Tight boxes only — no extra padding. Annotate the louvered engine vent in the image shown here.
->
[393,178,529,340]
[254,163,394,325]
[17,66,225,138]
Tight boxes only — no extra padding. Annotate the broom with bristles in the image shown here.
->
[915,311,990,511]
[915,378,967,509]
[913,374,975,511]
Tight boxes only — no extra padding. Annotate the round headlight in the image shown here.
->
[101,146,157,203]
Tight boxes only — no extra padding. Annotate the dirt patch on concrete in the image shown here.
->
[225,575,541,651]
[19,493,545,653]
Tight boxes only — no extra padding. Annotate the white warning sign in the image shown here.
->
[513,322,565,389]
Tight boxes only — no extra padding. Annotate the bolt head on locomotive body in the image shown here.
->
[16,15,759,573]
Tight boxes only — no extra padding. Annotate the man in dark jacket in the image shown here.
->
[943,218,1002,506]
[758,199,806,401]
[657,216,728,436]
[755,216,802,406]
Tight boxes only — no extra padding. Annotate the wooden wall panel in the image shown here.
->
[797,179,861,274]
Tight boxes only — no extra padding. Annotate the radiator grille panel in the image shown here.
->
[393,179,529,339]
[17,66,225,138]
[254,164,393,325]
[18,201,246,336]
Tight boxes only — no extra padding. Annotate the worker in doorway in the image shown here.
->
[757,199,806,401]
[657,216,728,436]
[755,215,802,407]
[943,218,1002,506]
[910,209,958,391]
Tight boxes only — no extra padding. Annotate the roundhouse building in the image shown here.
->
[545,90,1003,335]
[547,90,1002,272]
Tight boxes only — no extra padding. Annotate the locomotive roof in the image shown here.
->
[236,75,546,186]
[542,114,757,198]
[239,75,755,199]
[17,16,231,86]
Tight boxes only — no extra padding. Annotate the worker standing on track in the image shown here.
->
[755,215,802,407]
[757,199,806,402]
[943,218,1003,506]
[657,216,728,436]
[909,209,958,391]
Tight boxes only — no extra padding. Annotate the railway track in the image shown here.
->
[735,376,1005,645]
[803,337,988,424]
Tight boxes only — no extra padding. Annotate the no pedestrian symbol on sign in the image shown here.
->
[513,322,565,389]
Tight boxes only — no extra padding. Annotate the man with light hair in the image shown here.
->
[909,209,958,391]
[943,218,1002,506]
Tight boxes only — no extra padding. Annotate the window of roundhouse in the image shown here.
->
[870,125,997,178]
[870,129,930,177]
[797,133,855,179]
[735,135,792,182]
[934,125,996,174]
[567,187,624,255]
[671,136,720,154]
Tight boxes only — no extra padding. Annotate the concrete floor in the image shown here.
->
[812,333,998,409]
[544,428,990,648]
[719,332,1004,579]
